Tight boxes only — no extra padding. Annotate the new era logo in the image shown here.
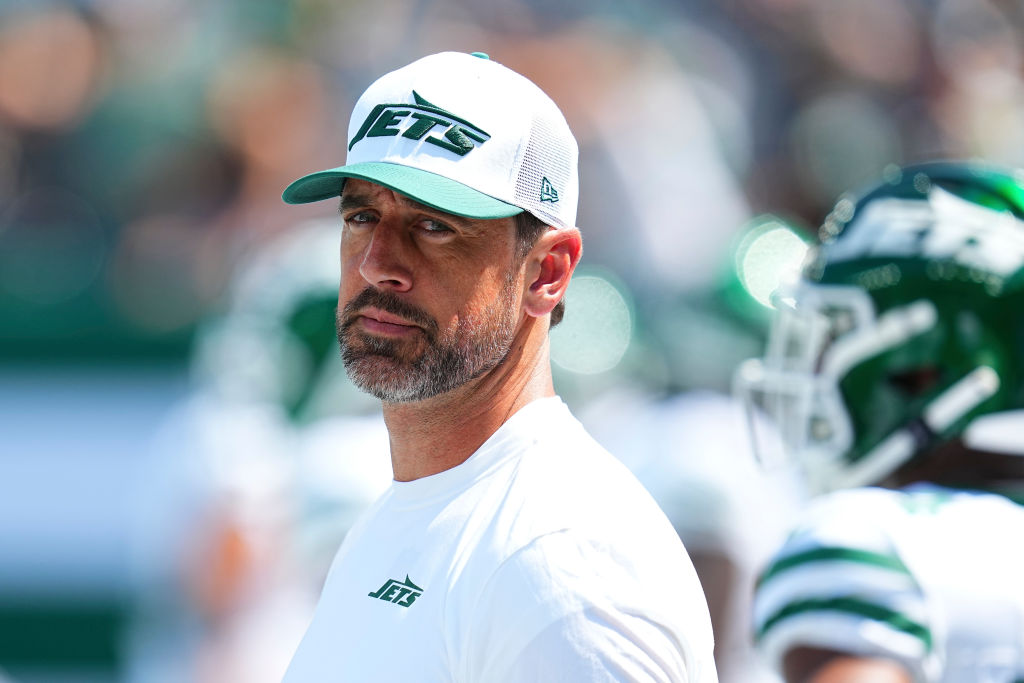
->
[540,177,559,203]
[368,575,423,608]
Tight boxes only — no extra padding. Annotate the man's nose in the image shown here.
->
[358,221,413,292]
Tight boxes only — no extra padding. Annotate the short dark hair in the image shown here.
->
[514,211,565,327]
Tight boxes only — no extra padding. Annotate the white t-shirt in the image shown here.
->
[283,396,718,682]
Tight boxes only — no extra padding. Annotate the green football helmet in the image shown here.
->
[735,161,1024,492]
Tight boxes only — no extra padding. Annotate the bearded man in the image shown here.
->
[278,51,718,683]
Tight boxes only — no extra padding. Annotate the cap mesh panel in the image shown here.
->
[515,113,574,229]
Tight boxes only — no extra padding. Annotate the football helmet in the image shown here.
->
[735,161,1024,492]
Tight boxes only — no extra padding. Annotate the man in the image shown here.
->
[735,161,1024,682]
[277,51,717,682]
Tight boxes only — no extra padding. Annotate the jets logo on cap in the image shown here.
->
[349,91,490,157]
[540,177,559,203]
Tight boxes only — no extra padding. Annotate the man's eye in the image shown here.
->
[346,211,377,226]
[420,219,454,234]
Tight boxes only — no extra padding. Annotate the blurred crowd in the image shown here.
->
[4,0,1024,370]
[3,0,1024,681]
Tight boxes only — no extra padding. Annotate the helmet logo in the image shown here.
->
[829,189,1024,281]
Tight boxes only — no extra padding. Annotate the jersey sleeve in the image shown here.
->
[752,488,940,682]
[458,531,716,683]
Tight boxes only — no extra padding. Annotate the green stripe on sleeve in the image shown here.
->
[757,596,932,652]
[757,546,912,588]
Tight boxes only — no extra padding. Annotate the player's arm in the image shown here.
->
[784,647,914,683]
[752,491,934,683]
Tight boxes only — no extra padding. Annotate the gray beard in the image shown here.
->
[336,280,518,403]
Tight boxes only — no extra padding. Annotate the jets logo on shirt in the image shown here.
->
[368,575,423,608]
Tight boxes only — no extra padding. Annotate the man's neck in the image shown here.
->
[381,327,555,482]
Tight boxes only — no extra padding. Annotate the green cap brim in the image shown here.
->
[281,162,523,219]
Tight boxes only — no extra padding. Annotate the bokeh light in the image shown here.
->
[735,216,810,309]
[551,271,634,376]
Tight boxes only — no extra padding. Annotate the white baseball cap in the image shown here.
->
[282,51,579,230]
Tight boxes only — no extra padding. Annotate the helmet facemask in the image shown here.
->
[736,162,1024,493]
[738,283,943,491]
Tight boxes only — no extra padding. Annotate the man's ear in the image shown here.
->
[522,227,582,319]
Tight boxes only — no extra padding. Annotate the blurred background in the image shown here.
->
[1,0,1022,681]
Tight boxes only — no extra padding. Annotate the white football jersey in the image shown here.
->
[753,485,1024,682]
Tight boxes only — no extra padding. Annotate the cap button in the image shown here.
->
[470,51,490,60]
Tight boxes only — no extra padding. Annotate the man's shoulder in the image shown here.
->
[515,398,653,496]
[457,401,694,586]
[472,419,701,616]
[461,526,716,682]
[507,414,679,544]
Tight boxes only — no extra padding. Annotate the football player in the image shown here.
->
[735,162,1024,682]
